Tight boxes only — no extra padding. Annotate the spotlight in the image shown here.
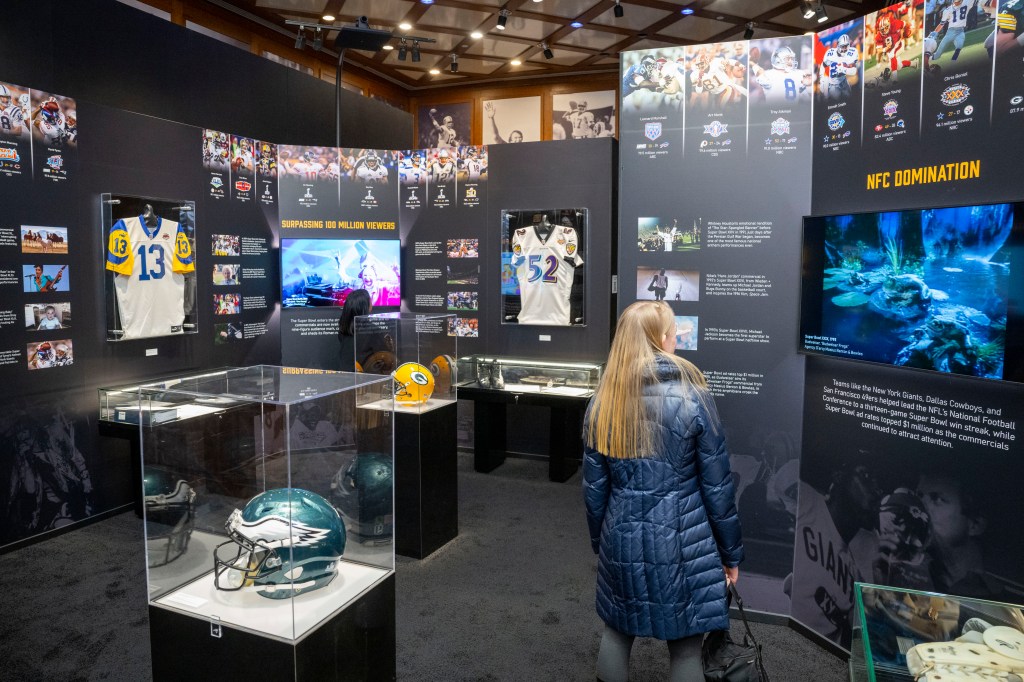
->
[398,38,407,61]
[412,41,421,62]
[471,31,483,39]
[497,8,509,30]
[799,0,815,19]
[450,53,459,73]
[399,22,412,30]
[294,27,306,50]
[322,14,335,22]
[429,68,440,75]
[420,0,434,4]
[541,41,553,59]
[815,2,828,23]
[680,7,694,15]
[743,22,754,40]
[312,27,323,51]
[510,58,521,66]
[614,1,623,18]
[571,21,583,28]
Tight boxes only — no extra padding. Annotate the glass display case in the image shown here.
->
[101,193,198,342]
[851,582,1024,681]
[456,355,603,398]
[100,366,395,644]
[354,312,457,413]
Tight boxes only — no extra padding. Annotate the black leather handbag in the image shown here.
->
[703,584,770,682]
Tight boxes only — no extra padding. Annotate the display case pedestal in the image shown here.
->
[394,402,458,559]
[460,386,587,483]
[150,574,395,681]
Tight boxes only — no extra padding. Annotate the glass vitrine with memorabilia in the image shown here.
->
[851,582,1024,682]
[500,208,587,327]
[101,193,198,342]
[101,366,396,678]
[456,355,603,398]
[353,312,457,414]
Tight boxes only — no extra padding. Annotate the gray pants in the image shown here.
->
[596,625,704,682]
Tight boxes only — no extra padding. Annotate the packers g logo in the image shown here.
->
[175,231,192,258]
[108,229,130,258]
[410,370,429,386]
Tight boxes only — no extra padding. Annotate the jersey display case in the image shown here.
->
[455,356,604,482]
[850,583,1024,682]
[100,366,396,681]
[101,193,198,342]
[501,208,587,327]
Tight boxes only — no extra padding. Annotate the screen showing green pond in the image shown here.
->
[800,203,1022,381]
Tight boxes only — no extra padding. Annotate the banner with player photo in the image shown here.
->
[814,19,865,157]
[425,148,456,208]
[202,129,230,200]
[417,102,470,149]
[338,148,397,214]
[255,140,277,207]
[0,81,33,183]
[482,96,541,144]
[552,91,616,140]
[30,90,76,183]
[398,150,427,211]
[230,135,256,203]
[457,146,486,208]
[620,36,814,615]
[277,144,341,222]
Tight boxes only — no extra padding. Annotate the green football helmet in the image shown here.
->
[213,488,346,599]
[331,453,394,541]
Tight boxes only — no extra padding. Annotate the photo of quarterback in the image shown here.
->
[749,38,814,107]
[863,2,925,87]
[551,91,616,140]
[0,81,31,178]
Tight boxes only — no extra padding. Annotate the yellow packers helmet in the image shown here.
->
[391,362,434,404]
[429,354,456,394]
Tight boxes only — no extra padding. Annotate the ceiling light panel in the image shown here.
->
[556,27,623,51]
[658,14,736,42]
[497,16,563,41]
[463,38,527,59]
[592,4,671,31]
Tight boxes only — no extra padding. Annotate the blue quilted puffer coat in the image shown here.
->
[582,358,744,640]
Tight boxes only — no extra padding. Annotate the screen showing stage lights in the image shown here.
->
[799,202,1024,382]
[281,238,401,308]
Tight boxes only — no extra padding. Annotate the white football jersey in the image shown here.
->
[464,158,484,180]
[431,159,456,183]
[0,105,25,135]
[691,59,734,95]
[821,47,859,84]
[942,2,972,29]
[756,68,812,104]
[511,225,583,325]
[106,215,195,340]
[567,111,595,138]
[356,163,388,184]
[37,114,67,145]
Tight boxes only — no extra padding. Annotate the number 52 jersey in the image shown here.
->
[511,225,583,325]
[106,215,195,339]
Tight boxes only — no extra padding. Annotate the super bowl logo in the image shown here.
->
[0,148,20,161]
[770,118,790,136]
[940,83,970,107]
[465,187,477,198]
[644,122,662,141]
[827,112,845,131]
[882,99,898,119]
[703,121,728,138]
[211,176,224,188]
[234,180,252,192]
[46,155,63,170]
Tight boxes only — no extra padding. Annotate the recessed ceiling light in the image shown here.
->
[399,22,412,30]
[429,68,441,74]
[570,21,583,28]
[680,8,693,15]
[383,44,394,50]
[510,58,522,65]
[420,0,434,4]
[471,31,483,39]
[322,14,335,21]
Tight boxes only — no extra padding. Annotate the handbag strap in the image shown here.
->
[728,582,771,681]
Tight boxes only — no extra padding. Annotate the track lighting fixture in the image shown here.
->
[398,38,407,61]
[294,28,306,50]
[412,41,421,62]
[743,22,755,40]
[614,0,624,19]
[799,0,815,19]
[815,2,829,23]
[312,27,323,51]
[450,53,458,73]
[497,9,510,30]
[541,42,553,59]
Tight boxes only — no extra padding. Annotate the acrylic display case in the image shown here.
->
[101,193,198,342]
[850,582,1024,682]
[456,355,603,397]
[455,356,604,482]
[101,366,396,680]
[354,312,457,413]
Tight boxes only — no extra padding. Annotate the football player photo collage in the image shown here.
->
[203,130,276,204]
[0,82,77,183]
[13,225,73,370]
[446,238,479,337]
[635,215,702,351]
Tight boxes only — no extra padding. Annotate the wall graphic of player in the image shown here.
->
[106,211,195,339]
[994,0,1024,55]
[32,96,76,146]
[460,147,486,180]
[203,130,230,169]
[484,101,523,143]
[400,152,427,185]
[820,34,861,100]
[354,151,389,184]
[429,108,459,148]
[0,84,28,138]
[510,218,583,325]
[874,10,918,81]
[429,149,457,183]
[689,48,748,109]
[563,101,596,139]
[752,46,813,104]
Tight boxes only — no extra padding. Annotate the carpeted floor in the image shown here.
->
[0,454,848,681]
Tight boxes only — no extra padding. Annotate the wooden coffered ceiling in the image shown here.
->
[213,0,888,90]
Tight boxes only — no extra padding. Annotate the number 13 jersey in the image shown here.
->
[511,225,583,325]
[106,215,195,339]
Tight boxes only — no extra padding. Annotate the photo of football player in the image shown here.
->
[637,217,702,252]
[255,141,277,177]
[993,0,1024,54]
[750,41,814,105]
[417,102,470,148]
[230,136,255,174]
[446,291,478,311]
[924,0,995,73]
[864,4,923,85]
[458,146,487,182]
[687,44,748,110]
[552,91,616,139]
[818,30,862,100]
[483,96,541,143]
[203,130,230,170]
[429,108,459,148]
[447,317,479,337]
[0,82,30,140]
[621,49,687,113]
[429,148,457,184]
[31,93,76,148]
[27,339,74,369]
[484,101,523,143]
[213,293,239,315]
[212,234,240,256]
[447,239,478,258]
[215,322,243,343]
[352,150,390,185]
[399,151,428,185]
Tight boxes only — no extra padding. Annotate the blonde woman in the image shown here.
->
[583,301,743,681]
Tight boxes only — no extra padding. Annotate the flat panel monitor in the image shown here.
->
[281,238,400,308]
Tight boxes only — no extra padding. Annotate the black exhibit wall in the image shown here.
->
[619,36,814,616]
[0,0,412,149]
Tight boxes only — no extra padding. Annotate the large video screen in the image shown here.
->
[281,238,401,308]
[800,203,1024,382]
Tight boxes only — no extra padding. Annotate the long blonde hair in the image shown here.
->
[585,301,710,459]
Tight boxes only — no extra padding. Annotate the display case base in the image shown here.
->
[394,402,458,559]
[149,573,396,681]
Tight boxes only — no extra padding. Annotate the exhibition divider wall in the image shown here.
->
[619,1,1024,651]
